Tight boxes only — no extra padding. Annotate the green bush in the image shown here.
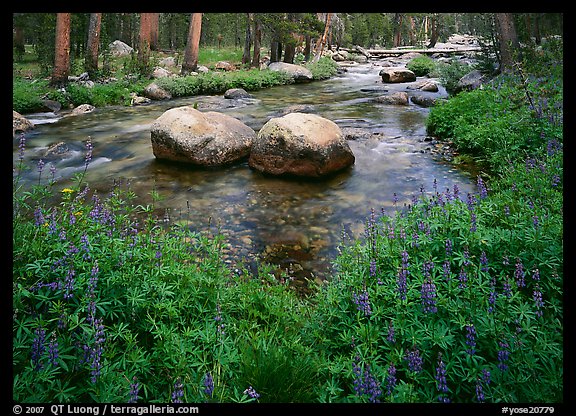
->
[13,79,49,114]
[407,55,436,77]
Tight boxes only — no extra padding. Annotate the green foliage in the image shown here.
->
[305,137,562,403]
[406,55,436,77]
[432,58,475,95]
[156,68,293,98]
[13,79,50,114]
[306,56,339,80]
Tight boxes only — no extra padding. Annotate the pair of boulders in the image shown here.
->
[150,106,354,177]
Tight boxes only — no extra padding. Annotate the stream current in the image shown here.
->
[13,61,477,287]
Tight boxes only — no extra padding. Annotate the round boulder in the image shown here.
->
[150,106,256,167]
[249,112,355,177]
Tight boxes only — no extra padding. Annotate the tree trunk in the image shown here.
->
[312,12,332,63]
[181,13,203,75]
[270,40,282,62]
[85,13,102,77]
[393,13,403,47]
[304,34,311,62]
[242,13,252,65]
[251,15,262,68]
[427,14,439,48]
[150,13,160,51]
[13,25,25,57]
[138,13,153,73]
[51,13,71,87]
[495,13,520,73]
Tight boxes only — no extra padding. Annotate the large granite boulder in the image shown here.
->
[267,62,313,82]
[379,67,417,83]
[13,111,34,137]
[150,106,256,166]
[249,112,355,177]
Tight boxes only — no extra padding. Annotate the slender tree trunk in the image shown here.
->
[427,14,439,48]
[495,13,520,73]
[242,13,252,65]
[312,12,332,63]
[51,13,71,87]
[138,13,153,73]
[251,15,262,68]
[181,13,203,74]
[85,13,102,77]
[13,25,25,57]
[393,13,403,47]
[150,13,160,51]
[304,34,311,62]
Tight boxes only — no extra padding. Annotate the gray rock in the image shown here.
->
[150,106,255,167]
[249,112,355,177]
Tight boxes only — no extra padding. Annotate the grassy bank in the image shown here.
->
[12,47,338,114]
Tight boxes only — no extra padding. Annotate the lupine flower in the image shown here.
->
[34,207,45,227]
[435,353,450,403]
[442,260,451,281]
[421,277,438,314]
[488,288,498,314]
[90,318,106,383]
[480,251,489,273]
[532,269,540,281]
[203,372,214,398]
[48,334,59,366]
[386,321,395,343]
[458,267,468,289]
[128,377,140,403]
[172,377,184,403]
[85,138,93,166]
[352,357,382,403]
[514,259,526,288]
[18,134,26,161]
[497,340,510,371]
[465,323,477,355]
[31,326,46,371]
[404,346,423,373]
[475,378,485,402]
[533,285,544,318]
[481,368,491,385]
[64,267,76,300]
[243,386,260,400]
[214,304,225,335]
[352,288,372,317]
[445,239,453,256]
[503,275,513,298]
[477,175,488,199]
[385,363,397,396]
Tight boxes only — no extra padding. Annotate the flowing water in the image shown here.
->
[14,62,478,287]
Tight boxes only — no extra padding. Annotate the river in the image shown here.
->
[13,61,477,288]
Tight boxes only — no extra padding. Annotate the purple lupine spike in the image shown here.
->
[385,363,397,396]
[129,377,140,403]
[203,372,214,398]
[243,386,260,399]
[404,346,423,373]
[514,258,526,288]
[435,353,450,402]
[421,277,438,314]
[386,321,395,343]
[172,377,184,403]
[465,323,477,355]
[352,288,372,317]
[31,326,46,371]
[497,340,510,371]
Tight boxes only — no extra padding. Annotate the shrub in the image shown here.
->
[407,55,436,77]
